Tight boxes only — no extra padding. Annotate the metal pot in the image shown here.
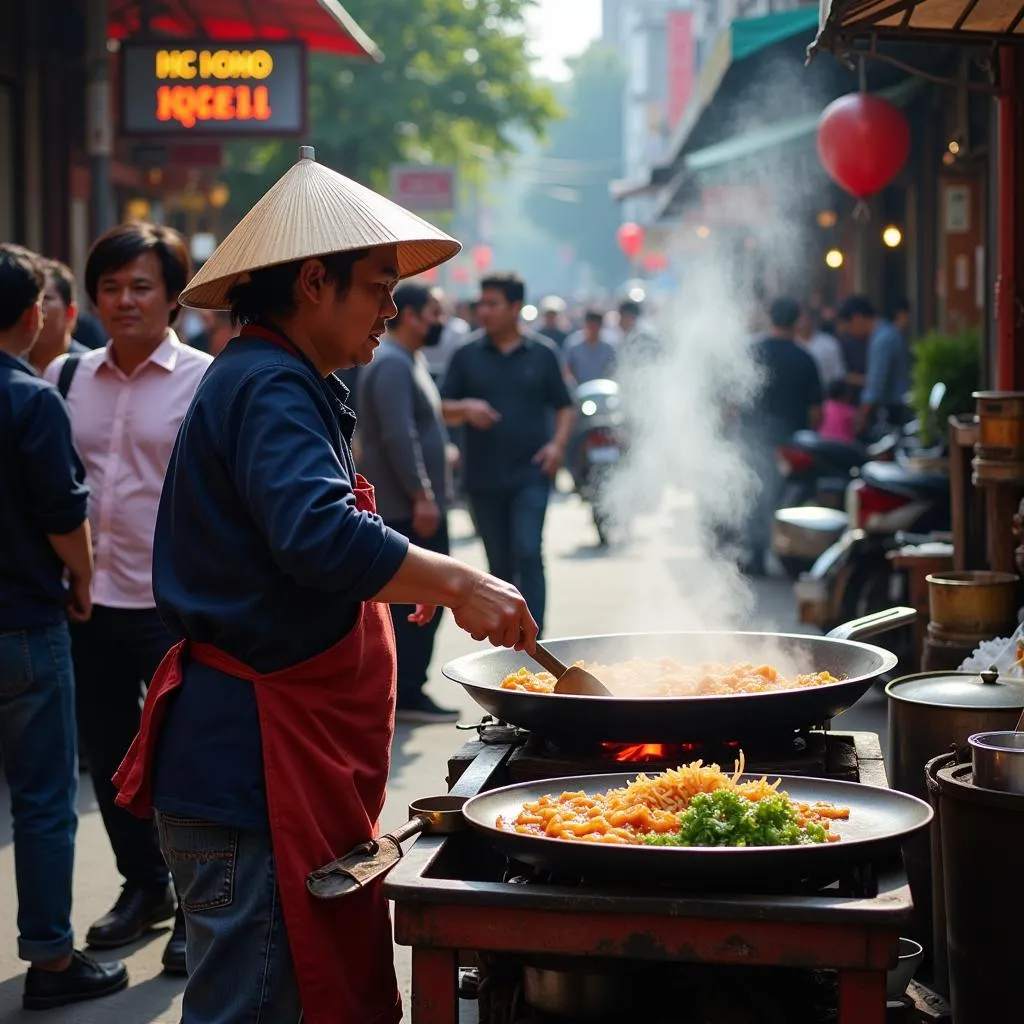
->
[885,669,1024,975]
[885,669,1024,801]
[969,730,1024,794]
[924,570,1019,636]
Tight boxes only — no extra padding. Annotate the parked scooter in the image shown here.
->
[796,384,951,634]
[772,430,900,580]
[566,379,627,546]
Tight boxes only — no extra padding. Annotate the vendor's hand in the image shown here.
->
[67,573,92,623]
[533,442,564,478]
[452,571,538,652]
[412,495,441,538]
[445,443,461,469]
[408,605,439,626]
[463,399,501,430]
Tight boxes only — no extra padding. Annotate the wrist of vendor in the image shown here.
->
[411,487,435,504]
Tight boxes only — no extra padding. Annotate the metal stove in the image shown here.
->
[384,721,915,1024]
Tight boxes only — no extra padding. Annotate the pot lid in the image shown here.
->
[887,669,1024,709]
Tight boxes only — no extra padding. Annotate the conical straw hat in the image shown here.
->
[179,146,462,310]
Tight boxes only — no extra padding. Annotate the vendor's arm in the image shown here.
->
[226,368,536,649]
[373,545,537,650]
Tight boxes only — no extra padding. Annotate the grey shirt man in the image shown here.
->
[357,339,451,521]
[564,336,617,384]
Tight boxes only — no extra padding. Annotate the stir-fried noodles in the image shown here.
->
[499,659,838,697]
[496,753,849,847]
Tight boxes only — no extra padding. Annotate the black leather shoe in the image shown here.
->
[23,950,128,1010]
[161,907,188,976]
[86,884,176,949]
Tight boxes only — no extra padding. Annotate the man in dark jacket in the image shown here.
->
[0,244,128,1009]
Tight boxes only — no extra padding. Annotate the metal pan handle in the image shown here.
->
[826,606,917,642]
[531,641,569,678]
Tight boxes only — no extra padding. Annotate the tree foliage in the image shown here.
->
[522,44,629,291]
[222,0,557,213]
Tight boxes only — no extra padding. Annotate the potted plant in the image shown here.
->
[909,326,982,449]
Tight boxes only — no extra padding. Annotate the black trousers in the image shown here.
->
[70,605,175,890]
[386,518,450,703]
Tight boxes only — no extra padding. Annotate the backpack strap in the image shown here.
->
[56,353,82,400]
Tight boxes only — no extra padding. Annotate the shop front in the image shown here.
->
[0,0,379,281]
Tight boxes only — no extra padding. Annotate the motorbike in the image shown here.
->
[566,379,627,546]
[795,384,952,637]
[772,430,899,581]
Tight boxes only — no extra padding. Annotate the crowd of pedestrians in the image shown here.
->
[739,292,912,576]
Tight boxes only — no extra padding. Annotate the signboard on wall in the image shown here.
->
[389,165,456,212]
[667,11,695,131]
[120,41,306,136]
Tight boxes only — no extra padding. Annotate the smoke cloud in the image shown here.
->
[593,56,837,671]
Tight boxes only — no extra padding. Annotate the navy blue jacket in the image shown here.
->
[152,335,408,829]
[0,351,88,630]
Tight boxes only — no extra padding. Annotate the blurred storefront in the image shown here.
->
[611,2,995,344]
[0,0,379,280]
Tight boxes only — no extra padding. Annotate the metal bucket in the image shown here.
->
[936,761,1024,1022]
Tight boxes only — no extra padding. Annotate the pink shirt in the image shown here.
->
[819,399,858,444]
[45,332,212,608]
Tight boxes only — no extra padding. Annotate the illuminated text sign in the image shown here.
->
[121,41,306,136]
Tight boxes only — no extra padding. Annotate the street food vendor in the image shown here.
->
[113,147,538,1024]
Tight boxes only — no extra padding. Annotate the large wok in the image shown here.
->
[462,772,933,884]
[442,607,915,743]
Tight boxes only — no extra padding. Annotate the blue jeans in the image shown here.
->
[0,622,78,961]
[156,812,302,1023]
[469,482,550,632]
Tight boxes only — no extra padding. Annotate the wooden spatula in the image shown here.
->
[530,641,612,696]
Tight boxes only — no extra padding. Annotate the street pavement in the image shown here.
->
[0,486,887,1022]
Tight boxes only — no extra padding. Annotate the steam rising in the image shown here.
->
[594,57,835,673]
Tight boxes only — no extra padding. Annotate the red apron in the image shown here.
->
[113,327,401,1024]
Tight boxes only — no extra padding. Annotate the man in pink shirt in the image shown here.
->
[45,222,212,975]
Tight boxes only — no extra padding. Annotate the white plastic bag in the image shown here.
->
[958,624,1024,675]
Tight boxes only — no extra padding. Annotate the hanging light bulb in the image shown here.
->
[825,248,844,269]
[882,225,903,248]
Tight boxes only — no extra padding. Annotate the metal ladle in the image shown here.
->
[530,641,612,696]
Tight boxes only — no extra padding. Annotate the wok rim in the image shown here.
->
[462,771,934,860]
[442,629,900,702]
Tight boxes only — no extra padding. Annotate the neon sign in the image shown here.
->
[121,41,306,137]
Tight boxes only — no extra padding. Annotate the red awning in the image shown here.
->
[108,0,383,61]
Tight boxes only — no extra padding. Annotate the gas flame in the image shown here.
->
[601,740,742,763]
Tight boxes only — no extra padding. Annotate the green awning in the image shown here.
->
[732,6,822,62]
[684,76,923,175]
[667,5,823,169]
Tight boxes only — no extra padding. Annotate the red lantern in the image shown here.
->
[642,252,669,272]
[817,94,910,200]
[616,222,644,261]
[472,244,493,273]
[419,266,439,283]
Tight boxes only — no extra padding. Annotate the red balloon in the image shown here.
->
[817,94,910,200]
[642,252,669,272]
[616,222,644,260]
[472,244,493,272]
